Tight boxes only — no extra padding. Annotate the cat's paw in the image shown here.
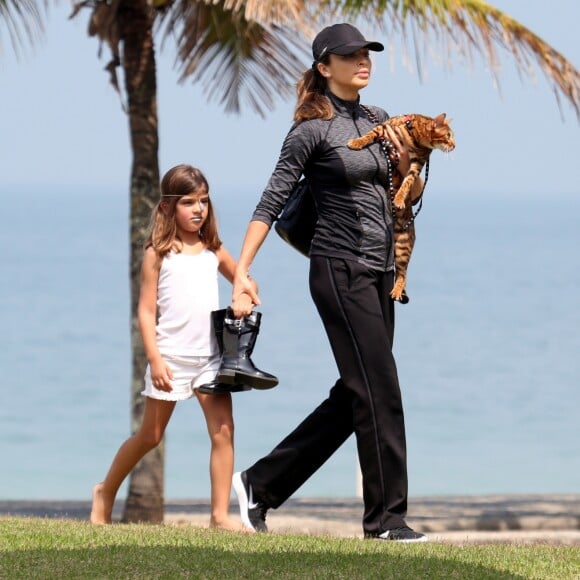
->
[390,281,409,304]
[393,192,407,209]
[347,138,364,150]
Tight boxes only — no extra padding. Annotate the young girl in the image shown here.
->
[91,164,255,529]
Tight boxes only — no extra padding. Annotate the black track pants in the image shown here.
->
[247,256,408,534]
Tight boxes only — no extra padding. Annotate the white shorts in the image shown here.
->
[141,353,221,401]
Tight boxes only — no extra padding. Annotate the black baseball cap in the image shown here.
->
[312,23,384,62]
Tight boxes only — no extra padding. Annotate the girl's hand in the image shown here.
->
[232,291,254,318]
[150,358,174,392]
[384,125,411,176]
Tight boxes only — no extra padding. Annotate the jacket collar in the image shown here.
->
[326,90,360,118]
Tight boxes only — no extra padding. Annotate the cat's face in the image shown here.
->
[430,114,455,152]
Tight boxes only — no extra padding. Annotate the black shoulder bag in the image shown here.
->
[273,179,317,257]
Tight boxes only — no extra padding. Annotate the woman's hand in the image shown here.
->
[384,125,411,176]
[150,357,174,392]
[384,125,424,202]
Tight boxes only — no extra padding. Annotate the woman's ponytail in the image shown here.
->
[293,62,333,123]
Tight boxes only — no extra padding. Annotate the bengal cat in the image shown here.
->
[348,113,455,303]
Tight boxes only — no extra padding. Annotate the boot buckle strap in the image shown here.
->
[225,316,243,327]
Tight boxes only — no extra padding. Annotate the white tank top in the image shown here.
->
[156,249,219,356]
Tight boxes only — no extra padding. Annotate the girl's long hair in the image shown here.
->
[146,164,221,257]
[294,56,333,123]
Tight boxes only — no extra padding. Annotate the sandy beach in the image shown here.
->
[2,494,579,545]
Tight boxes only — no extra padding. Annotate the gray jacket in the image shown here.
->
[252,91,394,272]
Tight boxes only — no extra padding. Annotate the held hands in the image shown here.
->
[232,292,255,319]
[231,267,260,318]
[150,357,174,392]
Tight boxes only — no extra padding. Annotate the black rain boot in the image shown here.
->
[197,310,250,395]
[215,308,279,390]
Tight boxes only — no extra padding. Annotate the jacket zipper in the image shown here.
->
[352,110,390,270]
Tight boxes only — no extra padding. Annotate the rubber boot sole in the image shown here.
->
[217,368,278,390]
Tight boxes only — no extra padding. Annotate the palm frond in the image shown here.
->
[320,0,580,117]
[70,0,126,108]
[212,0,308,27]
[159,1,310,117]
[0,0,44,56]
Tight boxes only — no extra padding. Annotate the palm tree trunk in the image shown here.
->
[116,0,163,524]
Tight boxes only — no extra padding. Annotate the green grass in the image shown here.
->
[1,518,578,579]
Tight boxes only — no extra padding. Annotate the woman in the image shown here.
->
[231,23,427,542]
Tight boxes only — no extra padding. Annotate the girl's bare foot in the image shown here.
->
[90,483,113,525]
[209,517,252,532]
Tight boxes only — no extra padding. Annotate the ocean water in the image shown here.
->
[1,188,579,501]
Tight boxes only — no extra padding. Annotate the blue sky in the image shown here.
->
[0,1,578,199]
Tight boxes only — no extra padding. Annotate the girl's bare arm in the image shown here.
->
[138,247,173,391]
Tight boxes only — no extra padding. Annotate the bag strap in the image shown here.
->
[359,105,426,231]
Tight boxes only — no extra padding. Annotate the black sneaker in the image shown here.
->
[232,471,268,532]
[376,527,428,543]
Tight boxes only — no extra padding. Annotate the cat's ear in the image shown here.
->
[434,113,447,125]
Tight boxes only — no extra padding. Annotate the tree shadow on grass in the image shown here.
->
[1,545,525,579]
